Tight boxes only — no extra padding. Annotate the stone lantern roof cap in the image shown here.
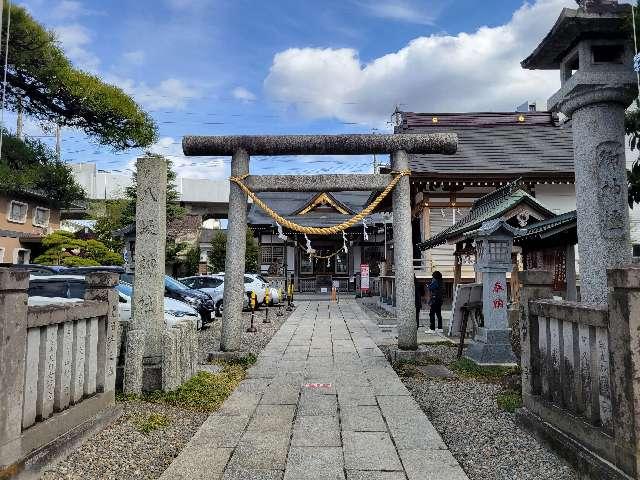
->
[521,1,631,70]
[464,219,527,240]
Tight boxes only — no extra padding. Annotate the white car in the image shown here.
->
[179,275,250,316]
[116,282,201,329]
[244,274,268,305]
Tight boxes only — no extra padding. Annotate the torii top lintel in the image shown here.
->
[182,133,458,157]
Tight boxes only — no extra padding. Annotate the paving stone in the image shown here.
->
[189,415,251,447]
[291,415,341,447]
[384,415,446,450]
[346,472,406,480]
[247,405,296,432]
[261,383,300,405]
[298,391,338,416]
[159,446,232,479]
[342,431,402,471]
[236,378,271,393]
[227,431,290,470]
[340,406,386,432]
[398,449,468,480]
[284,447,345,480]
[222,469,284,480]
[218,391,261,416]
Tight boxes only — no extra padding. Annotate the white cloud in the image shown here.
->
[106,76,202,110]
[123,50,146,66]
[232,86,257,103]
[51,1,102,20]
[54,24,100,72]
[356,0,442,26]
[265,0,577,125]
[134,137,227,180]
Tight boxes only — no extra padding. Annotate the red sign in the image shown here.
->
[360,264,370,291]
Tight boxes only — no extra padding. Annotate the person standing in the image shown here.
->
[428,271,443,332]
[414,276,425,329]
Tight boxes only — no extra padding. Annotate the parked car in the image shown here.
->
[243,274,268,304]
[0,263,66,276]
[179,274,249,317]
[28,275,87,298]
[63,266,126,275]
[120,274,216,326]
[116,282,200,329]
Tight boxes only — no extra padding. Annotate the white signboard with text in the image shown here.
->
[360,264,369,292]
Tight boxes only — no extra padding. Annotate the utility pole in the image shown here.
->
[55,122,61,160]
[16,95,22,139]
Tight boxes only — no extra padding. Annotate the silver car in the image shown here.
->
[179,275,249,316]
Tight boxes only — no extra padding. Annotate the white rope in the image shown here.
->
[362,218,368,241]
[633,5,640,93]
[0,1,12,158]
[276,222,288,241]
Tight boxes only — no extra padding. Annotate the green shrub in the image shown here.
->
[133,412,170,434]
[449,357,519,382]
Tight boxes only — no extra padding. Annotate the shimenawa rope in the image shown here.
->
[229,170,410,235]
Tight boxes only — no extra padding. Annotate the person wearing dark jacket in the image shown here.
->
[414,277,425,328]
[428,271,444,331]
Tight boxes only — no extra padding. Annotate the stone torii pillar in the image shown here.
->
[522,0,636,304]
[183,133,458,352]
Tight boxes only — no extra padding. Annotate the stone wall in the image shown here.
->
[0,269,119,477]
[518,267,640,479]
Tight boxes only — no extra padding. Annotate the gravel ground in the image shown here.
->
[396,346,578,480]
[42,306,291,480]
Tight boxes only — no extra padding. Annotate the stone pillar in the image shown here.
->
[392,150,417,350]
[0,268,28,472]
[518,270,553,400]
[221,149,249,351]
[124,156,167,394]
[84,272,119,398]
[564,95,633,304]
[607,265,640,477]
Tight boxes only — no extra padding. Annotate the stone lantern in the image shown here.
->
[522,0,636,304]
[466,220,525,365]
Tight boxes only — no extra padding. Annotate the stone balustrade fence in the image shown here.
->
[518,268,640,480]
[0,269,119,476]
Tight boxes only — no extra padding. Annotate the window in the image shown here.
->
[203,278,223,288]
[633,244,640,258]
[261,244,285,264]
[8,201,28,223]
[14,248,30,265]
[0,247,4,262]
[33,207,50,227]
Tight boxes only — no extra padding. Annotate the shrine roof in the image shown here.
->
[418,180,555,251]
[514,210,577,244]
[394,111,575,182]
[247,191,386,229]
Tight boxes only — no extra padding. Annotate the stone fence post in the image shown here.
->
[84,272,119,398]
[0,269,29,472]
[607,265,640,477]
[518,270,553,400]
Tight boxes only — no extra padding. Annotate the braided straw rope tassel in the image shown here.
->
[229,170,410,235]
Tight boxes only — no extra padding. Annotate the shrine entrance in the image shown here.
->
[182,133,457,352]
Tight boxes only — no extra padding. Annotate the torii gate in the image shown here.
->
[182,134,458,351]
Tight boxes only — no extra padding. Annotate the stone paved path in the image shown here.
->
[160,300,469,480]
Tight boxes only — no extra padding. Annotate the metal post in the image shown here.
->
[392,150,417,350]
[221,149,249,351]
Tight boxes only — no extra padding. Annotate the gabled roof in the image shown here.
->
[247,191,385,228]
[293,192,353,215]
[394,111,574,182]
[419,180,556,250]
[514,210,577,244]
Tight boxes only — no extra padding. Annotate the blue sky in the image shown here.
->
[14,0,582,179]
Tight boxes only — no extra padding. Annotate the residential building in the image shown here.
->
[0,190,60,264]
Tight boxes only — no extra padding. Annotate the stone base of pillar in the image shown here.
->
[465,327,517,366]
[198,262,208,275]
